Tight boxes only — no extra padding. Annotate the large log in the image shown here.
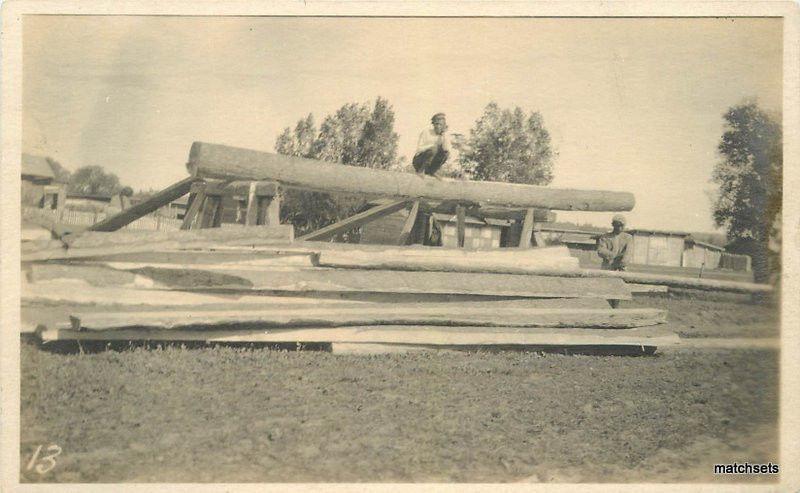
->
[187,142,635,211]
[127,266,633,300]
[88,177,197,232]
[65,306,665,331]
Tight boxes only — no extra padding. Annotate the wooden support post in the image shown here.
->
[244,182,258,226]
[531,224,546,248]
[298,199,409,242]
[181,183,207,230]
[397,201,420,246]
[199,196,221,229]
[519,208,534,249]
[456,204,466,248]
[263,186,281,226]
[212,196,224,228]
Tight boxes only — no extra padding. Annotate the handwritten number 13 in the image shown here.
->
[26,444,62,474]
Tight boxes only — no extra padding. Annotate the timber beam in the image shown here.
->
[187,142,635,212]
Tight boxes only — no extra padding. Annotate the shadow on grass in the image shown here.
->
[22,333,331,355]
[22,333,658,357]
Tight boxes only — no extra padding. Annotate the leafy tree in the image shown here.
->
[712,101,782,284]
[459,102,555,185]
[67,165,122,196]
[275,97,401,240]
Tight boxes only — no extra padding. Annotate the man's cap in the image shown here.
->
[431,113,446,122]
[612,214,626,225]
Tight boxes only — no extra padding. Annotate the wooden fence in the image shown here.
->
[23,207,182,232]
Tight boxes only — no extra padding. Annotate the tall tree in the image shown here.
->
[459,102,555,185]
[67,165,123,196]
[712,101,782,284]
[274,97,401,240]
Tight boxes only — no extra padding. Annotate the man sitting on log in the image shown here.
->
[597,214,632,271]
[412,113,451,177]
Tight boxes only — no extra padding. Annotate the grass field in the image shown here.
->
[19,292,779,483]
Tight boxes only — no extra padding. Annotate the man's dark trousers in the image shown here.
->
[412,145,449,175]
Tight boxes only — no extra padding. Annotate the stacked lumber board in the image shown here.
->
[21,228,681,355]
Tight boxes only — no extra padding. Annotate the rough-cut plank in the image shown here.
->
[25,263,153,287]
[21,279,375,309]
[64,249,314,265]
[187,142,636,211]
[297,199,409,241]
[65,306,666,331]
[627,283,669,293]
[315,244,572,259]
[39,325,679,348]
[129,267,633,300]
[88,177,196,232]
[316,247,579,274]
[566,269,772,294]
[22,282,611,309]
[68,224,293,249]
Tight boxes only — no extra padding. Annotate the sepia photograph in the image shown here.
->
[2,1,798,489]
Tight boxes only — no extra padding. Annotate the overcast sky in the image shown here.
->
[23,16,782,232]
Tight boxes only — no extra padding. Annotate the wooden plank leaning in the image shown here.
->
[88,177,197,232]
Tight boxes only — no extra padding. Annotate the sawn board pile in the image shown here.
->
[22,226,677,355]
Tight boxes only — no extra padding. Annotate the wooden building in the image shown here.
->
[627,228,749,271]
[360,209,505,248]
[21,153,65,211]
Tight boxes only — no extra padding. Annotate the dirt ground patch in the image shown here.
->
[20,339,778,483]
[623,290,778,339]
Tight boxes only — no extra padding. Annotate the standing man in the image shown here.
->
[413,113,451,177]
[597,214,632,270]
[597,214,633,307]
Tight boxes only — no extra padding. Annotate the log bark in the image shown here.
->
[64,306,665,331]
[188,142,635,211]
[88,177,197,232]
